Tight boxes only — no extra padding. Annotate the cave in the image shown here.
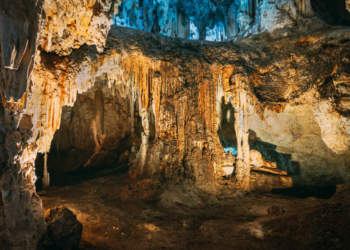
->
[1,0,350,249]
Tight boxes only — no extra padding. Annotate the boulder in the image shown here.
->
[44,206,83,249]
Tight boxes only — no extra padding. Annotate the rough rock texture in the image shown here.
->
[0,0,122,248]
[44,206,83,249]
[33,20,350,187]
[115,0,317,41]
[116,0,225,39]
[41,0,122,55]
[1,0,350,249]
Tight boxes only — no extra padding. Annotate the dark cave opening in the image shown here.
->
[34,89,146,191]
[311,0,350,26]
[218,98,238,156]
[271,185,337,199]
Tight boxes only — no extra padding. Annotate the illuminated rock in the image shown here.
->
[1,1,350,249]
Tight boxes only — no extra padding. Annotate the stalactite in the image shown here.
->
[152,71,162,140]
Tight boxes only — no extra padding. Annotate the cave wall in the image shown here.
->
[34,22,350,188]
[115,0,318,40]
[0,0,350,249]
[249,92,350,186]
[37,79,144,176]
[0,0,123,248]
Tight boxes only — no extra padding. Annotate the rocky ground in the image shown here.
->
[38,166,350,250]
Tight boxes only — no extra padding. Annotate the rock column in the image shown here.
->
[129,132,150,176]
[42,152,50,189]
[233,74,250,190]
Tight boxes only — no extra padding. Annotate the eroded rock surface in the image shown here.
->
[0,1,350,249]
[33,22,350,186]
[44,206,83,249]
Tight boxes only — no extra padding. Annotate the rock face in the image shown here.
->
[35,22,350,186]
[41,0,123,55]
[0,0,121,248]
[44,206,83,249]
[0,0,350,249]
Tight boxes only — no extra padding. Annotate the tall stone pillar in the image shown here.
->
[42,152,50,189]
[233,74,250,190]
[129,132,150,176]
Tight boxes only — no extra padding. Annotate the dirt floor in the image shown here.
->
[38,166,350,250]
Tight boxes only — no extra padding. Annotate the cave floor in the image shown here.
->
[39,167,350,250]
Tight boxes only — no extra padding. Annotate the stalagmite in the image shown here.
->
[129,132,150,176]
[42,152,50,189]
[233,73,250,190]
[2,0,350,247]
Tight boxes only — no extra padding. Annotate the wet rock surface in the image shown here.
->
[44,206,83,249]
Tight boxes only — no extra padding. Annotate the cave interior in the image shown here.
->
[1,0,350,249]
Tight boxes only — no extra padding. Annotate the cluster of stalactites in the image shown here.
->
[114,0,315,41]
[25,45,254,188]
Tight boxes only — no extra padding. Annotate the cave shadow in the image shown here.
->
[216,98,336,198]
[271,186,337,199]
[35,114,144,190]
[311,0,350,26]
[218,97,237,155]
[217,97,300,176]
[35,152,130,189]
[248,130,338,199]
[248,130,300,174]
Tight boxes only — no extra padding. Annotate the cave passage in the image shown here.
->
[2,0,350,249]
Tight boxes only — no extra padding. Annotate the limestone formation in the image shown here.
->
[1,0,350,249]
[42,152,50,189]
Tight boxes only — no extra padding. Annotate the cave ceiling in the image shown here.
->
[1,0,350,249]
